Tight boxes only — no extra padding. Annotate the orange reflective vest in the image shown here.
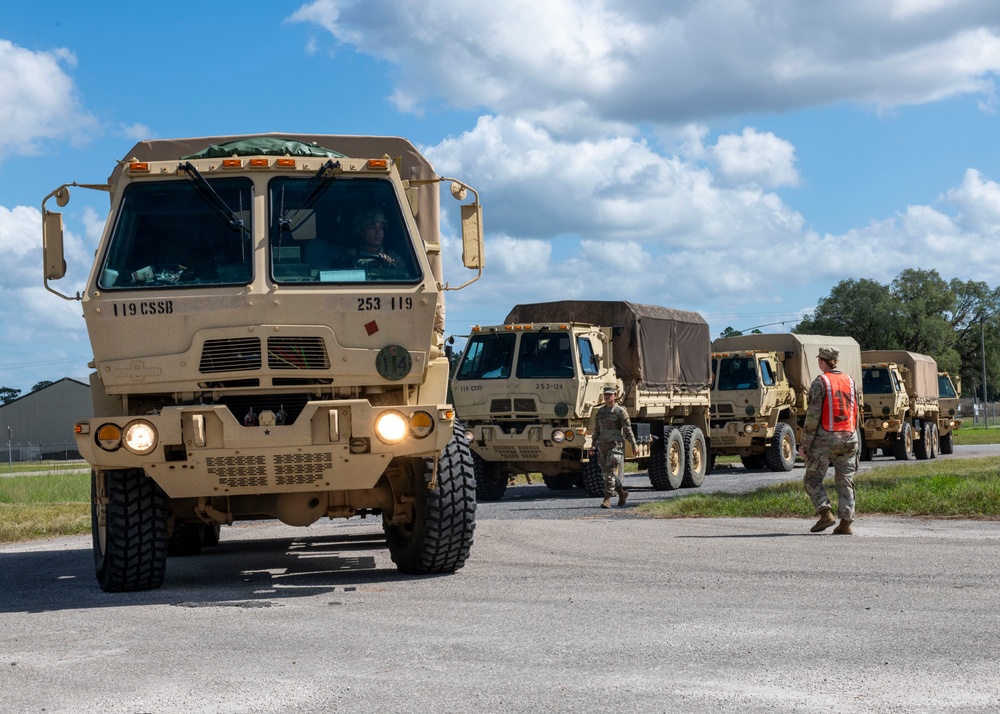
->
[819,372,858,432]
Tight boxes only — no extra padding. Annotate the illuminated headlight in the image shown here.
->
[464,429,475,441]
[409,411,434,439]
[743,424,760,434]
[552,429,566,443]
[123,420,157,455]
[375,411,408,444]
[881,421,889,429]
[96,423,122,452]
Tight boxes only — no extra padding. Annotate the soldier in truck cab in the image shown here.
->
[337,208,404,270]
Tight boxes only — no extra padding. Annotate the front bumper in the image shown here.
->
[75,400,454,498]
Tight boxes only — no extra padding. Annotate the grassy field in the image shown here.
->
[0,470,90,543]
[2,427,999,544]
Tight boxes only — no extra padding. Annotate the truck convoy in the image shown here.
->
[860,350,941,460]
[937,371,962,454]
[42,134,485,591]
[710,334,862,471]
[451,301,712,499]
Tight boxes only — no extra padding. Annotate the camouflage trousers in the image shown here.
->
[802,430,858,521]
[597,441,625,496]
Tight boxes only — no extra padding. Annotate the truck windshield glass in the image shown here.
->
[938,374,957,398]
[716,357,758,391]
[269,177,420,284]
[577,336,599,375]
[456,333,515,380]
[517,332,573,378]
[98,178,254,289]
[863,368,894,395]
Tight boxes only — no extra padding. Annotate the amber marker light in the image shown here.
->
[249,158,270,168]
[222,159,243,168]
[275,158,296,168]
[367,159,389,170]
[128,162,149,172]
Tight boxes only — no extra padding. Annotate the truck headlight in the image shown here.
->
[123,420,157,455]
[375,411,408,444]
[552,429,566,443]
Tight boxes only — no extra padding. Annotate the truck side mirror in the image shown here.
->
[43,210,67,281]
[460,203,484,270]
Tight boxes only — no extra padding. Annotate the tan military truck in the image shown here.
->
[937,371,962,454]
[710,334,862,471]
[41,133,485,591]
[860,350,940,460]
[452,301,712,499]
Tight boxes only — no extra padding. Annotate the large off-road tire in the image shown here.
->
[859,442,873,461]
[473,453,508,502]
[385,425,477,574]
[92,469,168,593]
[765,422,796,472]
[928,423,939,459]
[167,522,204,557]
[542,473,577,490]
[202,523,222,547]
[582,458,605,497]
[648,425,684,491]
[680,425,707,488]
[914,422,931,460]
[740,454,767,470]
[939,427,954,454]
[893,422,914,461]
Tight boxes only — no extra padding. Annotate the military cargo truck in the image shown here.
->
[452,301,712,499]
[41,133,485,591]
[937,371,962,454]
[710,334,862,472]
[860,351,940,461]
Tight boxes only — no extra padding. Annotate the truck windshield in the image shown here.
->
[98,178,254,289]
[716,357,758,390]
[269,177,420,284]
[517,332,573,378]
[938,374,957,398]
[456,333,515,380]
[863,368,894,395]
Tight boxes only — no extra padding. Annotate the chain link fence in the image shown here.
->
[2,442,82,464]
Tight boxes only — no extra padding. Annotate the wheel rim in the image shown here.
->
[691,441,703,473]
[781,432,793,462]
[669,441,682,476]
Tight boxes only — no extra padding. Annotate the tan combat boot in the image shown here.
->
[810,507,836,533]
[601,496,612,509]
[833,519,854,535]
[617,486,629,507]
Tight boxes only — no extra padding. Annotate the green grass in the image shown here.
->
[638,456,1000,519]
[0,471,91,543]
[952,427,1000,446]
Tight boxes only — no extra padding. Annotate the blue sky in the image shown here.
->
[2,0,1000,393]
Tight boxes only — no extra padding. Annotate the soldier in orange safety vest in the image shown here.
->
[797,346,860,535]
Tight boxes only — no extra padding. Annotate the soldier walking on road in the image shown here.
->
[797,346,860,535]
[589,385,639,509]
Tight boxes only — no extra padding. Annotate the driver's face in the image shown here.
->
[362,219,386,252]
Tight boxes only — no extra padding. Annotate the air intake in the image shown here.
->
[199,338,262,374]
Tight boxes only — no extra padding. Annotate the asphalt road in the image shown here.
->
[2,445,999,713]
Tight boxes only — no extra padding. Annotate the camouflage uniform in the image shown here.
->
[800,368,858,522]
[591,399,638,497]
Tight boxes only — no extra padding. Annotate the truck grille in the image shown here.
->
[207,454,268,487]
[200,338,262,373]
[207,451,334,489]
[268,336,330,370]
[491,398,512,413]
[494,445,543,460]
[711,404,735,415]
[274,452,333,485]
[514,398,537,413]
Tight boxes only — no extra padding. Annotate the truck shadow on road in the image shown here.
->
[0,526,456,615]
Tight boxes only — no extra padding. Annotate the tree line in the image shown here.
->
[727,268,999,402]
[0,381,54,405]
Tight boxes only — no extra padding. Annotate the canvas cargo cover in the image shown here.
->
[504,301,710,389]
[862,350,939,399]
[713,334,862,388]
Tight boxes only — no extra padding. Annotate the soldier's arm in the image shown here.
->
[621,411,639,450]
[799,378,826,451]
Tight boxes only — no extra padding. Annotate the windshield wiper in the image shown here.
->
[179,162,251,236]
[277,159,341,233]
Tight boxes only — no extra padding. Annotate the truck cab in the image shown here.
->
[452,322,619,500]
[937,371,962,454]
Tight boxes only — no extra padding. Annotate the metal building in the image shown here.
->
[0,378,92,462]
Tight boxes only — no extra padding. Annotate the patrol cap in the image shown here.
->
[602,385,617,395]
[818,346,840,361]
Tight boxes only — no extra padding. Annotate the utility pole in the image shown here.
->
[7,426,11,472]
[982,316,989,426]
